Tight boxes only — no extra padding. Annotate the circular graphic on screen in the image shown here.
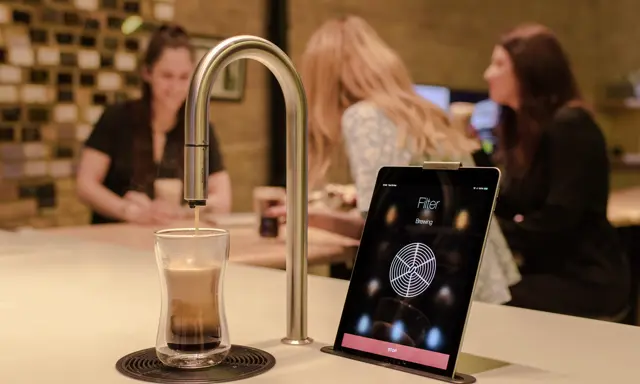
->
[389,242,437,298]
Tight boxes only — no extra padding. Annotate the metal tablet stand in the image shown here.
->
[320,346,476,384]
[321,161,477,384]
[422,161,462,170]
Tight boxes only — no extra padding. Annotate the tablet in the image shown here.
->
[332,164,501,379]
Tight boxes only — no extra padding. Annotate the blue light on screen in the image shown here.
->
[426,327,444,350]
[390,320,406,343]
[356,314,371,335]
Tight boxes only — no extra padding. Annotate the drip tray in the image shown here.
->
[116,345,276,383]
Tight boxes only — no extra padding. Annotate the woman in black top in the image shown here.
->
[76,25,231,224]
[479,23,629,317]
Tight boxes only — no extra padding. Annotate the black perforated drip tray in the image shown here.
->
[116,345,276,383]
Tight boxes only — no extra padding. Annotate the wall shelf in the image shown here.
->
[599,98,640,111]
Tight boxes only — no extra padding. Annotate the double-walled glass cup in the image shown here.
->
[154,228,230,369]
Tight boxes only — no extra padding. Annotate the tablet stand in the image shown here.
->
[320,346,476,384]
[422,161,462,170]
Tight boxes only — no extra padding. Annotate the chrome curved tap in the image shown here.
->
[184,35,312,345]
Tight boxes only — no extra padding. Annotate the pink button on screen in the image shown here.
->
[341,333,449,370]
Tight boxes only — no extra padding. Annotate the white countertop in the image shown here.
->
[0,230,639,384]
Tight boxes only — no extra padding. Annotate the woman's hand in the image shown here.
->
[123,191,152,208]
[150,199,183,223]
[266,203,363,239]
[264,203,327,222]
[462,127,482,152]
[122,191,174,225]
[264,204,287,219]
[121,201,155,225]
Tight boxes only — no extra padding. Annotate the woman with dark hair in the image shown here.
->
[76,24,231,224]
[477,23,629,318]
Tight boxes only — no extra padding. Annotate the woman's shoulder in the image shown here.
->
[552,104,598,128]
[343,100,388,122]
[341,101,395,135]
[548,104,605,147]
[98,99,139,123]
[550,104,601,133]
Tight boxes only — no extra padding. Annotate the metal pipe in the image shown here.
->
[184,35,312,345]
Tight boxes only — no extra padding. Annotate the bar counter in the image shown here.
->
[1,229,639,384]
[38,213,359,269]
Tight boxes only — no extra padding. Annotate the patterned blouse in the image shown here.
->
[341,101,521,304]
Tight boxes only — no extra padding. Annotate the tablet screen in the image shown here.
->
[333,166,500,378]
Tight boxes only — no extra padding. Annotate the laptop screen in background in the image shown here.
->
[413,85,450,111]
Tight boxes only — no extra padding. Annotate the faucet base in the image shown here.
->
[281,337,313,346]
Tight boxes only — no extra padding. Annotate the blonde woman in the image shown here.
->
[303,17,475,204]
[271,16,520,303]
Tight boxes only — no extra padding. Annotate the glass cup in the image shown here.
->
[154,228,230,369]
[252,186,285,238]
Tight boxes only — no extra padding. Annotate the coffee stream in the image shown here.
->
[194,206,200,235]
[164,205,222,353]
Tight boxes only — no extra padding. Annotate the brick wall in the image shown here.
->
[0,0,269,229]
[0,0,638,229]
[0,0,154,228]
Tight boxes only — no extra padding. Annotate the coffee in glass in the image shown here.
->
[154,228,230,369]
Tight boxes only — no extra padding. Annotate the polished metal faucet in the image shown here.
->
[184,35,312,345]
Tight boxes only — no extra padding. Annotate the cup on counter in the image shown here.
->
[154,178,183,206]
[154,228,231,369]
[253,186,285,238]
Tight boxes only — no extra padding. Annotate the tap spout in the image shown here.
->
[184,35,312,345]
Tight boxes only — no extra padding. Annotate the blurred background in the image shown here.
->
[0,0,639,229]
